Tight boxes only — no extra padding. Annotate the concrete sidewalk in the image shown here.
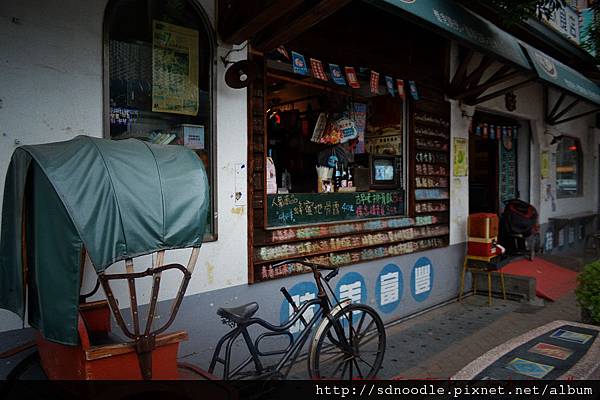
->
[379,292,580,379]
[377,253,588,379]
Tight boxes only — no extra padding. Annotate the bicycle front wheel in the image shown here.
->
[308,304,385,379]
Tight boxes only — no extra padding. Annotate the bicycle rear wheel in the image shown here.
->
[308,304,385,379]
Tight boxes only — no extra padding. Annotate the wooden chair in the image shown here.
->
[459,254,506,306]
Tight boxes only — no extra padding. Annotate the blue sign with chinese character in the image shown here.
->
[376,263,403,313]
[411,257,434,302]
[279,281,318,336]
[336,272,367,305]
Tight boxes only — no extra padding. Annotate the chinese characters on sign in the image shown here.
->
[380,272,399,306]
[279,282,317,336]
[289,291,316,334]
[336,272,367,307]
[340,281,362,304]
[411,257,434,302]
[376,263,404,314]
[453,137,468,177]
[267,191,404,227]
[414,264,431,295]
[543,6,579,44]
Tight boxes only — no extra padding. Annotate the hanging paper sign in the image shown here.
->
[152,21,199,116]
[352,102,367,154]
[370,70,380,94]
[408,80,419,100]
[385,76,395,96]
[310,58,328,81]
[345,67,360,88]
[276,45,290,60]
[329,64,346,85]
[475,124,482,136]
[453,137,468,176]
[489,124,496,140]
[501,126,507,140]
[482,123,489,139]
[396,79,405,99]
[541,151,550,179]
[291,51,309,76]
[513,126,519,138]
[337,117,358,143]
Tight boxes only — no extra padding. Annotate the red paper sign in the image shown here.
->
[345,67,360,89]
[310,58,328,81]
[396,79,405,99]
[370,71,380,94]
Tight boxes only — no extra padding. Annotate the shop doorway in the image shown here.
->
[469,125,499,214]
[469,111,530,215]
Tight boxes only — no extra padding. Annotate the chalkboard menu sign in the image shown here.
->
[267,191,405,228]
[499,137,517,204]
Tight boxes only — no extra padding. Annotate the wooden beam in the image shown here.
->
[266,70,366,100]
[453,64,511,101]
[547,92,566,121]
[254,0,352,51]
[466,78,537,106]
[454,70,523,100]
[549,98,580,124]
[550,107,600,125]
[221,0,304,44]
[449,49,475,93]
[463,56,493,90]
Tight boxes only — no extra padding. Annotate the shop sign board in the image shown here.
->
[368,0,531,69]
[542,5,579,44]
[499,135,517,205]
[267,191,405,228]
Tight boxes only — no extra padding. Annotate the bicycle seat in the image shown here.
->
[217,302,259,323]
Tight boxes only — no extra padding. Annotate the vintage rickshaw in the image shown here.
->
[0,135,211,380]
[0,136,385,382]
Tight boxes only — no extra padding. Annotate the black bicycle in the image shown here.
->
[208,259,386,380]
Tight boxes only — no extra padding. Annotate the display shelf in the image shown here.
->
[254,217,415,245]
[254,236,449,282]
[254,222,448,264]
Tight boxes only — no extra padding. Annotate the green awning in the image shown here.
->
[521,43,600,106]
[365,0,531,70]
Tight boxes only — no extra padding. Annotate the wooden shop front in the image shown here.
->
[241,2,452,283]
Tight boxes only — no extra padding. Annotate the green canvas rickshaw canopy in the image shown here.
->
[0,135,210,344]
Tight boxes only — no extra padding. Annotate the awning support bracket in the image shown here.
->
[549,107,600,125]
[449,47,535,106]
[545,86,600,125]
[464,76,537,106]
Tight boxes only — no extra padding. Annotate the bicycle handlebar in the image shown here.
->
[270,258,337,271]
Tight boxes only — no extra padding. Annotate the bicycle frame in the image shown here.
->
[208,297,324,379]
[208,261,351,379]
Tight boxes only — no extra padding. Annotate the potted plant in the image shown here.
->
[576,260,600,325]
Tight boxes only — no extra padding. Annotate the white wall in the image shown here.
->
[448,42,598,246]
[0,0,249,329]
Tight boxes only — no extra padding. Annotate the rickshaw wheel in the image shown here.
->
[6,350,45,380]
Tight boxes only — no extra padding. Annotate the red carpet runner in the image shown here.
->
[502,258,578,301]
